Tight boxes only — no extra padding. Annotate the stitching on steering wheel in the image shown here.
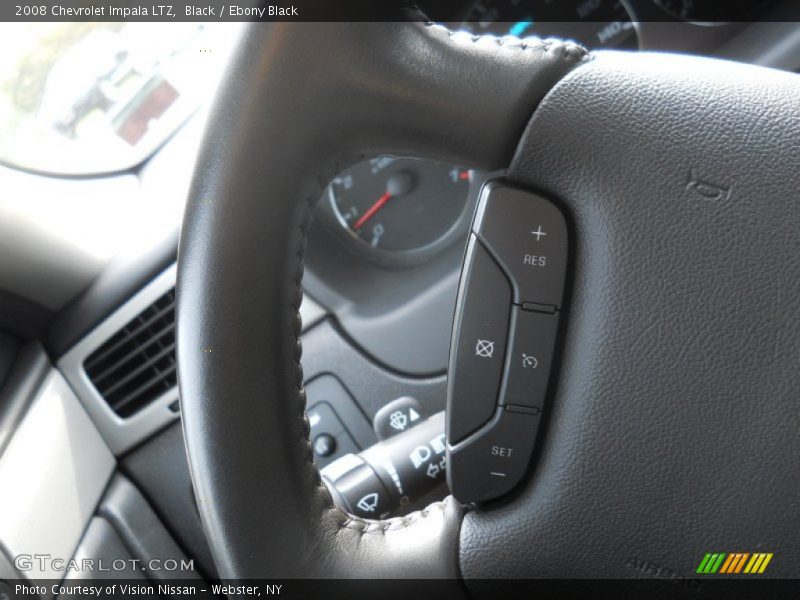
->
[338,501,450,534]
[285,23,592,538]
[286,152,459,535]
[424,21,590,63]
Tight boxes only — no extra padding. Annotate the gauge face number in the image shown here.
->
[328,157,473,255]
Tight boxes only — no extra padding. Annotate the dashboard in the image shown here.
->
[302,0,800,378]
[2,8,800,582]
[427,0,778,51]
[9,3,790,467]
[323,158,478,266]
[445,0,638,48]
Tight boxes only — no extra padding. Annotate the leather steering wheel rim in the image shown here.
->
[178,19,800,584]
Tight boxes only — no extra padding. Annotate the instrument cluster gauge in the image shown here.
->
[452,0,639,50]
[652,0,770,23]
[325,156,478,266]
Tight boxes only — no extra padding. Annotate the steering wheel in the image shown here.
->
[176,19,800,584]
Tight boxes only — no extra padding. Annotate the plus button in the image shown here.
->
[530,226,547,241]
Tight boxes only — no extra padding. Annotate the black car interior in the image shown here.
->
[1,0,799,595]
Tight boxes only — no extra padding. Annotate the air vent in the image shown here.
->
[84,288,177,418]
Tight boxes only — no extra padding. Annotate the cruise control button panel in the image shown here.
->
[501,307,559,411]
[447,181,567,503]
[448,408,541,503]
[446,236,512,444]
[474,180,567,307]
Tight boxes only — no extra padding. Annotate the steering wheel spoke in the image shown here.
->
[178,18,800,584]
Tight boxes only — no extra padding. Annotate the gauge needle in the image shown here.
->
[354,191,392,231]
[353,172,414,231]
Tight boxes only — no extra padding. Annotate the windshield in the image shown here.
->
[0,23,240,175]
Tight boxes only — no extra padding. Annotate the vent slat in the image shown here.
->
[84,294,175,373]
[97,341,176,398]
[84,288,177,418]
[90,322,176,388]
[108,363,177,415]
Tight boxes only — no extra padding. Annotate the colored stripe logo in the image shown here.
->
[696,552,773,574]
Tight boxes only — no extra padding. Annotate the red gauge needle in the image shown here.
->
[352,171,414,231]
[353,191,392,231]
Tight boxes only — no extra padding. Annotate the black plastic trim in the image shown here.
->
[0,290,53,340]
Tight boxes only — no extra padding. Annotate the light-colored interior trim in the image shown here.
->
[58,262,327,455]
[58,263,181,456]
[0,371,115,580]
